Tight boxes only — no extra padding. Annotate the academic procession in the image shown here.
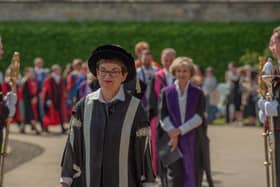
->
[0,2,280,186]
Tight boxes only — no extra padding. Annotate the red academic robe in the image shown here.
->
[66,72,79,119]
[148,69,169,174]
[1,82,11,95]
[13,84,23,123]
[23,79,39,123]
[42,77,67,128]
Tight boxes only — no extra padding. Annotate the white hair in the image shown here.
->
[161,48,176,57]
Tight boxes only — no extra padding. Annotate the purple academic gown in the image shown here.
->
[164,84,201,187]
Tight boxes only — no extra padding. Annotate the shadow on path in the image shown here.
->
[4,139,44,173]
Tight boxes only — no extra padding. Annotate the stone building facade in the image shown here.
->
[0,0,279,21]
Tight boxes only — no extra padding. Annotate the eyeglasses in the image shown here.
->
[98,69,122,78]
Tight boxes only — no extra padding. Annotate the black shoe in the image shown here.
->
[61,127,67,134]
[20,128,25,134]
[42,128,49,133]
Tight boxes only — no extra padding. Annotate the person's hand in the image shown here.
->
[31,97,37,104]
[168,136,179,152]
[6,117,12,124]
[258,110,265,124]
[39,93,44,100]
[168,128,181,139]
[46,99,52,106]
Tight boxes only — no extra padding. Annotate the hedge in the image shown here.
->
[0,21,279,81]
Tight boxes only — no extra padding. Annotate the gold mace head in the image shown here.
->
[8,51,20,88]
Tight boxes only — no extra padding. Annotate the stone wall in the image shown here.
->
[0,0,279,21]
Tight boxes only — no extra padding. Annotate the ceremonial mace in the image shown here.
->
[0,52,20,187]
[259,57,271,187]
[260,57,280,187]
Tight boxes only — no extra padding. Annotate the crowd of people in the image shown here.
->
[0,40,263,135]
[0,57,91,134]
[58,43,214,187]
[224,62,259,126]
[0,38,265,187]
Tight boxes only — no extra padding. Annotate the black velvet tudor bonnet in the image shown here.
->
[88,45,136,82]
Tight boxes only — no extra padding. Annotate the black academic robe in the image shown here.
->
[124,77,147,99]
[61,91,154,187]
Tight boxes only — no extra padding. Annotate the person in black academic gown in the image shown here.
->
[22,67,40,135]
[60,45,154,187]
[42,64,67,133]
[147,48,176,175]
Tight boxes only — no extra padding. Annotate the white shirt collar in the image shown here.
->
[51,73,61,83]
[87,85,125,103]
[35,67,46,74]
[163,68,170,76]
[163,68,173,84]
[174,80,190,97]
[142,65,157,72]
[34,67,42,72]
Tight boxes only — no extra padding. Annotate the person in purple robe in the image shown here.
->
[158,57,206,187]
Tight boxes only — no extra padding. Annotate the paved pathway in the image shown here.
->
[207,125,265,187]
[3,125,266,187]
[4,126,67,187]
